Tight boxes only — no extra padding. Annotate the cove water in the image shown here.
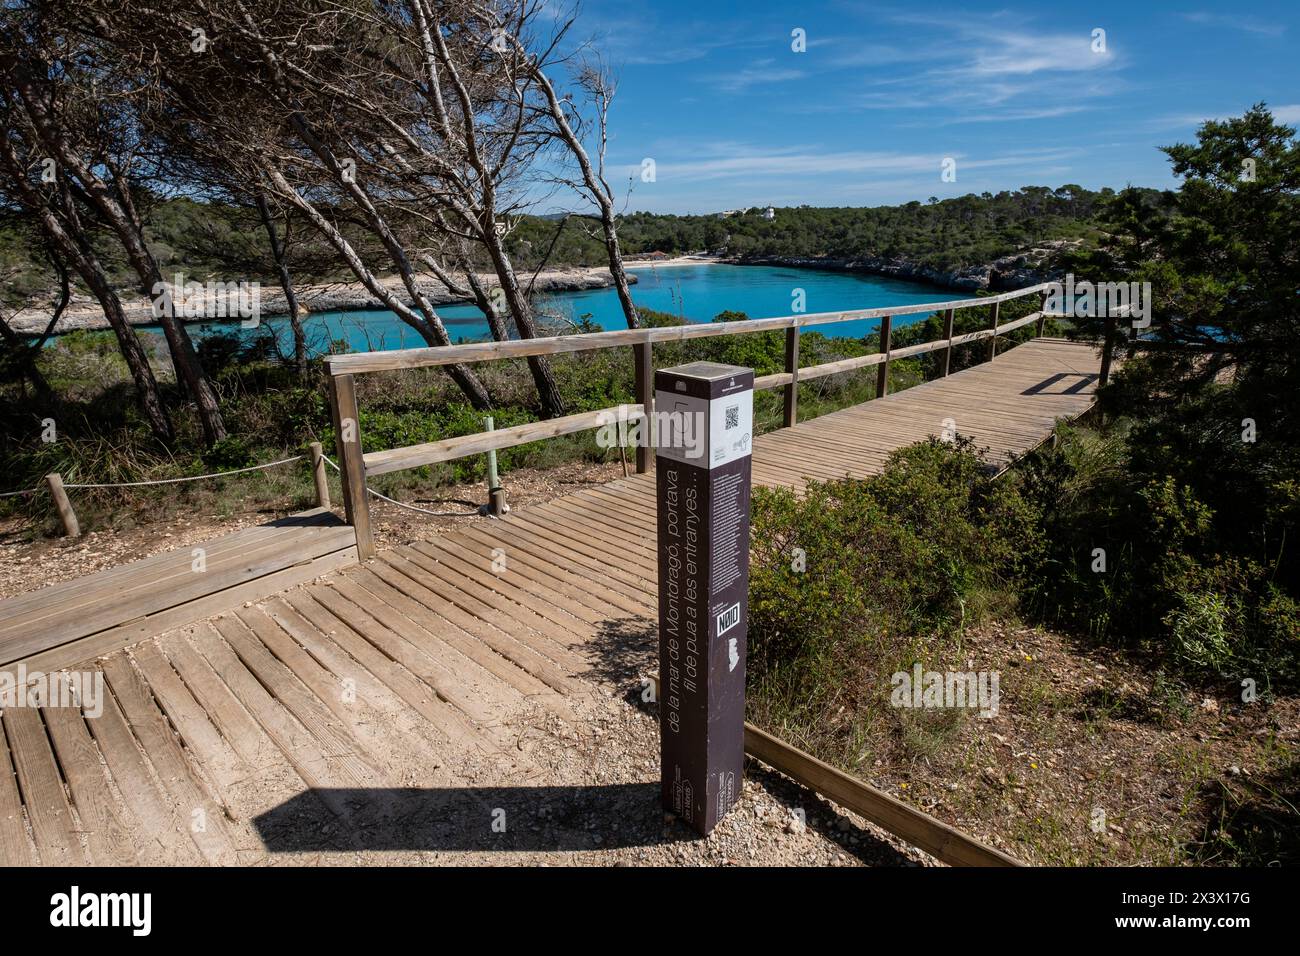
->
[132,263,951,357]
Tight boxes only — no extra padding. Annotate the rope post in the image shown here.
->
[45,473,80,538]
[328,373,374,561]
[309,441,330,510]
[875,315,892,398]
[484,416,507,516]
[633,341,653,474]
[782,324,800,427]
[986,299,1001,363]
[940,308,956,377]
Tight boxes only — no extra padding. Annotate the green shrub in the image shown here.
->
[747,437,1040,739]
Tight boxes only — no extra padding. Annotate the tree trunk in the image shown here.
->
[12,68,226,444]
[254,188,307,375]
[261,164,493,409]
[0,134,174,442]
[482,235,566,418]
[600,208,641,329]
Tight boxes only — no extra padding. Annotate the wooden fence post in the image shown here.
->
[986,300,1001,362]
[783,324,800,427]
[309,441,330,510]
[875,315,892,398]
[45,473,79,538]
[634,342,653,473]
[328,373,374,560]
[940,308,956,377]
[1036,290,1048,337]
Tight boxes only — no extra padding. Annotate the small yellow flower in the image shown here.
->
[900,782,908,789]
[1030,762,1038,769]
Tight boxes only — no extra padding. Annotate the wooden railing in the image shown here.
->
[324,282,1056,559]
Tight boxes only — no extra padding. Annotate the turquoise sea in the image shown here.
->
[133,263,952,356]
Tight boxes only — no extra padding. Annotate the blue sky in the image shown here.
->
[542,0,1300,214]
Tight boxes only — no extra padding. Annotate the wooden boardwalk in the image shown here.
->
[0,338,1102,865]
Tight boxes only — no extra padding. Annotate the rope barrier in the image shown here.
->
[0,488,37,498]
[61,455,304,489]
[320,453,479,518]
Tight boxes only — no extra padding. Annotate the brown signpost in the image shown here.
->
[654,362,754,836]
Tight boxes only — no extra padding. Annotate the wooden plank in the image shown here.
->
[0,508,344,621]
[211,615,383,787]
[318,582,518,745]
[41,684,139,865]
[279,589,494,740]
[1,705,86,864]
[375,552,580,695]
[0,716,34,865]
[744,723,1022,867]
[159,633,282,773]
[129,642,248,800]
[83,687,202,865]
[265,589,500,752]
[98,654,240,865]
[258,595,460,760]
[351,564,562,707]
[234,605,475,772]
[0,527,355,666]
[783,325,800,427]
[193,621,381,826]
[1,545,357,680]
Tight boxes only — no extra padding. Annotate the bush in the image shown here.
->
[747,437,1040,732]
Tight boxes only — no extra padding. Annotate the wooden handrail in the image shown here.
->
[364,405,645,477]
[323,283,1053,376]
[324,283,1057,558]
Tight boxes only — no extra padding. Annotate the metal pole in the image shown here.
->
[484,416,506,516]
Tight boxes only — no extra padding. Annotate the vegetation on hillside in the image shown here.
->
[741,107,1300,864]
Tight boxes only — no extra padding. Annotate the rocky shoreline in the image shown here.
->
[10,266,628,336]
[732,240,1079,293]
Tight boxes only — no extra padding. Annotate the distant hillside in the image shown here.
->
[2,185,1132,309]
[507,185,1124,286]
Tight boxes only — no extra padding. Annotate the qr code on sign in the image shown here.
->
[725,404,739,429]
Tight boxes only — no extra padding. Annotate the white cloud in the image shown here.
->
[711,61,807,93]
[621,144,1082,184]
[1182,12,1287,37]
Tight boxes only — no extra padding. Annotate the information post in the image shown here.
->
[653,362,754,836]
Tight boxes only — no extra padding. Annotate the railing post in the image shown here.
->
[1098,314,1117,389]
[45,472,79,538]
[783,324,800,427]
[940,308,955,377]
[633,341,653,473]
[875,315,892,398]
[328,373,374,560]
[986,300,1001,362]
[309,441,330,510]
[1035,290,1048,337]
[484,416,507,516]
